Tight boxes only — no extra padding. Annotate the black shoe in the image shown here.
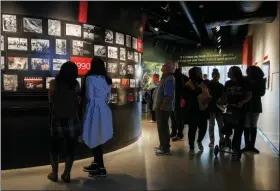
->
[250,147,260,154]
[241,146,251,153]
[61,173,71,183]
[47,173,58,182]
[170,132,177,138]
[88,167,107,178]
[154,146,162,151]
[84,163,102,172]
[155,149,172,156]
[172,135,184,142]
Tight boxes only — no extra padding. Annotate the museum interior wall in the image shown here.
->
[1,1,143,170]
[247,3,280,154]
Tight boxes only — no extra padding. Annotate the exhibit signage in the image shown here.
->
[70,57,92,75]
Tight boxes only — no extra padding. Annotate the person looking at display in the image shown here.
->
[82,58,113,178]
[182,67,211,156]
[242,66,266,153]
[153,61,175,155]
[148,73,160,123]
[47,61,81,183]
[203,74,210,85]
[170,62,189,141]
[207,69,224,148]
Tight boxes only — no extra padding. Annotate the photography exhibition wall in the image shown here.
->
[1,13,143,105]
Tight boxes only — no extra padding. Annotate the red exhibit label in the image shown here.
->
[70,56,92,75]
[137,38,143,53]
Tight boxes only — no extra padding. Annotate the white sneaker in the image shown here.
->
[189,149,195,156]
[149,120,156,123]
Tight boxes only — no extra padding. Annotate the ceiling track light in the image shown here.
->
[217,36,221,40]
[215,26,220,32]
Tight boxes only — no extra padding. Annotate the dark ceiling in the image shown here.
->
[133,1,278,52]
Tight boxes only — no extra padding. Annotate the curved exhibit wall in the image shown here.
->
[1,2,143,170]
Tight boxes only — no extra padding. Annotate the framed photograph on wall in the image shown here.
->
[66,23,81,37]
[110,93,118,103]
[7,37,28,51]
[2,14,17,32]
[72,40,83,56]
[31,58,50,71]
[46,77,55,89]
[3,74,18,91]
[126,35,131,48]
[55,39,67,55]
[134,52,139,62]
[48,19,61,36]
[118,89,127,105]
[130,79,136,88]
[53,58,67,71]
[105,29,113,43]
[108,46,118,59]
[120,48,126,61]
[1,35,4,51]
[24,77,43,90]
[94,45,106,57]
[127,65,134,75]
[83,24,94,40]
[23,17,43,34]
[83,41,93,56]
[1,56,5,70]
[31,38,50,53]
[132,37,137,50]
[119,62,127,76]
[112,78,121,88]
[263,61,270,89]
[127,50,133,60]
[107,62,118,75]
[7,56,28,70]
[121,78,129,88]
[115,32,124,45]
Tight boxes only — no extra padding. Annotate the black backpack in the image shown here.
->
[52,81,78,119]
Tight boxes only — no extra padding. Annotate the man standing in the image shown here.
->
[170,63,189,141]
[153,61,175,156]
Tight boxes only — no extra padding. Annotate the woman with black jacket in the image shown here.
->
[242,66,266,153]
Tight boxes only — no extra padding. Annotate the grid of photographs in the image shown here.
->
[48,19,61,36]
[119,62,126,76]
[66,23,81,37]
[23,17,42,34]
[8,57,28,70]
[107,62,118,75]
[2,14,17,32]
[31,39,50,53]
[94,45,106,57]
[108,46,118,59]
[55,39,67,55]
[7,37,28,51]
[31,58,50,71]
[120,48,126,61]
[116,32,124,45]
[24,77,43,89]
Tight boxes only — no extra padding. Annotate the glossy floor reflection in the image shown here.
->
[2,119,279,190]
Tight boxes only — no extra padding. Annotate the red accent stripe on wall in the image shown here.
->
[264,55,268,61]
[141,15,147,38]
[78,1,88,23]
[242,36,253,67]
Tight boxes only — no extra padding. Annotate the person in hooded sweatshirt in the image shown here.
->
[242,66,266,153]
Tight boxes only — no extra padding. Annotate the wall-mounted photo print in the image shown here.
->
[83,24,94,40]
[132,37,137,50]
[110,93,118,103]
[31,58,50,71]
[2,14,17,32]
[3,74,18,91]
[136,79,140,88]
[127,65,134,75]
[8,57,28,70]
[23,17,43,34]
[72,40,83,56]
[24,77,43,89]
[115,32,124,45]
[66,23,81,37]
[126,35,131,48]
[48,19,61,36]
[105,29,113,43]
[53,59,67,71]
[46,77,55,89]
[127,92,134,102]
[31,39,50,53]
[107,62,118,75]
[94,45,106,57]
[118,89,127,105]
[112,78,121,88]
[1,56,5,70]
[56,39,67,55]
[130,79,136,88]
[121,78,129,88]
[119,62,126,76]
[120,48,126,61]
[1,35,4,51]
[108,46,118,59]
[7,37,28,51]
[134,52,139,62]
[83,41,93,56]
[127,50,133,60]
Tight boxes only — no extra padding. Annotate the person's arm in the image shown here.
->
[256,78,266,97]
[160,79,174,111]
[238,80,252,107]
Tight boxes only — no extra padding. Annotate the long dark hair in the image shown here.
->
[55,61,78,88]
[228,66,243,81]
[246,65,264,81]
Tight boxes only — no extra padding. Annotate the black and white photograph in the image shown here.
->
[31,58,50,71]
[7,37,28,51]
[66,23,81,37]
[83,24,94,40]
[48,19,61,36]
[107,63,118,74]
[23,17,42,34]
[112,78,121,88]
[119,62,126,76]
[130,79,136,88]
[110,93,118,103]
[8,57,28,70]
[2,14,17,32]
[127,65,134,75]
[46,77,55,89]
[53,59,67,71]
[136,79,140,88]
[105,29,113,43]
[55,39,67,55]
[108,46,118,59]
[118,89,127,105]
[132,37,137,50]
[94,45,106,57]
[83,41,93,56]
[127,50,133,60]
[120,48,126,61]
[134,52,139,62]
[1,35,4,51]
[72,40,83,56]
[3,74,18,91]
[31,39,50,53]
[126,35,131,47]
[1,56,5,70]
[116,32,124,45]
[24,77,43,89]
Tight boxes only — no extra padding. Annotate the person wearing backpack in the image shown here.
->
[48,61,81,183]
[81,58,113,178]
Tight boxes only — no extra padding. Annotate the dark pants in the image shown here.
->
[51,134,78,160]
[92,145,104,166]
[170,102,184,136]
[188,118,208,149]
[149,102,156,121]
[156,110,171,152]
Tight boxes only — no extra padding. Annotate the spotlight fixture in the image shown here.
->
[217,45,221,48]
[154,27,159,32]
[217,36,221,40]
[217,38,221,43]
[163,16,170,23]
[215,26,220,32]
[199,5,204,9]
[161,3,169,11]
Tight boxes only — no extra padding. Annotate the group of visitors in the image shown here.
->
[150,61,266,157]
